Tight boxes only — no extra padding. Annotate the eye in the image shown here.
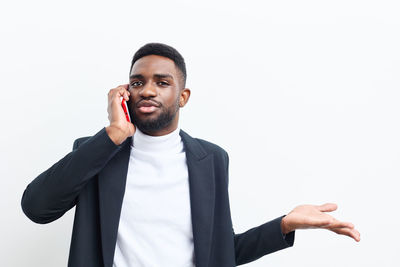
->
[157,81,169,86]
[130,81,143,87]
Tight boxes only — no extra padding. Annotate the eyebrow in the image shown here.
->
[129,74,144,80]
[129,73,174,80]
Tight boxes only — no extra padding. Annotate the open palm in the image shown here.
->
[281,203,360,242]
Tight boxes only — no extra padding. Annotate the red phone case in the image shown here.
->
[121,98,131,122]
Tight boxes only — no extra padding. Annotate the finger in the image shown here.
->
[318,203,338,213]
[330,227,361,242]
[109,87,129,102]
[322,218,354,229]
[332,227,360,241]
[308,217,334,228]
[121,90,130,101]
[117,84,129,90]
[119,86,130,100]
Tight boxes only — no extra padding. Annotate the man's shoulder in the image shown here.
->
[179,129,228,158]
[194,137,227,154]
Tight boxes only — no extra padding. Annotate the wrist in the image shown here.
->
[281,216,292,234]
[106,125,129,145]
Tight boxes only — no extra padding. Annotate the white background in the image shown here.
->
[1,0,399,266]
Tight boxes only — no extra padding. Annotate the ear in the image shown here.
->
[179,88,191,107]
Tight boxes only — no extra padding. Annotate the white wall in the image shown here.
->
[1,0,399,266]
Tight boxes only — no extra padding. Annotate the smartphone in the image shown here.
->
[120,97,131,122]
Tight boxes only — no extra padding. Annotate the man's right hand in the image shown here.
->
[105,84,136,145]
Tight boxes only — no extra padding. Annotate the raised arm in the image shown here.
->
[21,128,123,224]
[21,85,135,224]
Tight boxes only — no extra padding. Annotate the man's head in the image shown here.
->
[128,43,190,136]
[130,43,187,89]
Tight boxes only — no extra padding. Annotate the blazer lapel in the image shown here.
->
[180,130,216,267]
[97,137,131,267]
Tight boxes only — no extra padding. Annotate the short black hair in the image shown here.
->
[130,43,187,88]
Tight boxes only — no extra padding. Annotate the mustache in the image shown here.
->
[134,98,162,108]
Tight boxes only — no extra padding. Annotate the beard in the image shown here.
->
[130,97,179,134]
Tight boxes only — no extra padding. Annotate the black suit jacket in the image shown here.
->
[21,128,294,267]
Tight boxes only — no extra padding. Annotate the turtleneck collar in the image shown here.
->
[132,126,183,153]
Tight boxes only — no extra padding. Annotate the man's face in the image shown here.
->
[128,55,184,136]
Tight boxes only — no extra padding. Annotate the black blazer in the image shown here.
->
[21,128,294,267]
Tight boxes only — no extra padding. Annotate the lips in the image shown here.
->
[136,100,160,114]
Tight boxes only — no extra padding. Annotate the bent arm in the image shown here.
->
[222,151,294,265]
[21,128,123,224]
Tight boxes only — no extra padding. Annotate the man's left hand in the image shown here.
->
[281,203,360,242]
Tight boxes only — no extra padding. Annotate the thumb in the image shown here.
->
[318,203,338,212]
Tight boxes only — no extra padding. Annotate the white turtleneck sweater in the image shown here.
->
[113,127,195,267]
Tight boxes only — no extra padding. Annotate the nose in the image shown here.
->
[139,82,157,98]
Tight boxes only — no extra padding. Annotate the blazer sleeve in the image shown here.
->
[234,217,295,265]
[223,151,295,265]
[21,128,123,224]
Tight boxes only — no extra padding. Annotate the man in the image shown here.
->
[21,43,360,267]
